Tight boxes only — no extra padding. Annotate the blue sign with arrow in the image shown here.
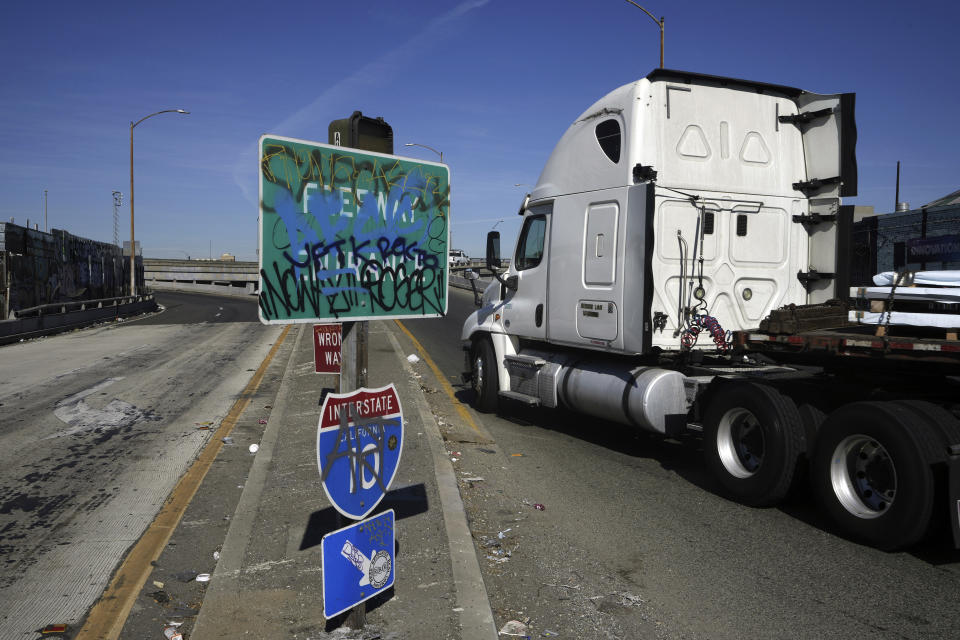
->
[321,509,396,619]
[317,384,404,520]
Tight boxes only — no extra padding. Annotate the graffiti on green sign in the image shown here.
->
[258,136,449,322]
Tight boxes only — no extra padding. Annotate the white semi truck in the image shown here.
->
[461,69,960,551]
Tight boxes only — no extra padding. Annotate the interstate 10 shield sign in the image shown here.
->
[317,384,403,520]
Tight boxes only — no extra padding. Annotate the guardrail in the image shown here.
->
[0,294,157,344]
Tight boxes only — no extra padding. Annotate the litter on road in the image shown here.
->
[173,570,198,582]
[221,437,233,445]
[195,573,211,582]
[534,503,545,511]
[499,620,529,637]
[162,625,184,640]
[406,353,420,363]
[248,444,259,453]
[38,624,68,635]
[258,418,267,424]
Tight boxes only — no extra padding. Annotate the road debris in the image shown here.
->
[498,528,512,539]
[152,580,165,589]
[511,453,524,457]
[221,437,233,445]
[248,444,260,453]
[462,477,484,482]
[195,573,211,582]
[213,551,220,560]
[499,620,529,637]
[258,418,267,424]
[540,632,559,638]
[406,354,420,363]
[534,503,545,511]
[162,625,184,640]
[173,570,198,582]
[150,590,170,604]
[38,624,68,635]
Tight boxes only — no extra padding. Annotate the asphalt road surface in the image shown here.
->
[401,286,960,640]
[0,291,281,639]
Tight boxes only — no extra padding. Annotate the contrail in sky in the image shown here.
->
[233,0,491,205]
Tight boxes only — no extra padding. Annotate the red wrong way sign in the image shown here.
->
[314,324,342,374]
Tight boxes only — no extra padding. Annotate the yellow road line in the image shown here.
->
[394,320,486,439]
[77,325,292,640]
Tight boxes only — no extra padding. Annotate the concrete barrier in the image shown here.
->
[149,280,258,298]
[0,294,157,344]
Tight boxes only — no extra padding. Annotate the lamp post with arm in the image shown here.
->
[129,109,189,296]
[403,142,443,162]
[623,1,664,68]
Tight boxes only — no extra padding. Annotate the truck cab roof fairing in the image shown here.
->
[532,81,643,203]
[645,68,804,99]
[531,70,809,204]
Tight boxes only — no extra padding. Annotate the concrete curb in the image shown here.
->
[384,327,499,640]
[190,325,304,638]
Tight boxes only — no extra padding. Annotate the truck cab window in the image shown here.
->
[515,214,547,270]
[595,119,621,163]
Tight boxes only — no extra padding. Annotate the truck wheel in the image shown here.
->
[811,401,938,550]
[703,382,805,507]
[470,338,499,413]
[892,400,960,458]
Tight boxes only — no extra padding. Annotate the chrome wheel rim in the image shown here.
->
[717,408,765,478]
[830,435,897,519]
[473,353,484,397]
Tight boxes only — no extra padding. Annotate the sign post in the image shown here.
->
[317,383,403,626]
[259,122,442,628]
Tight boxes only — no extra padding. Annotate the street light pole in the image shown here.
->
[403,142,443,162]
[623,1,664,68]
[129,108,189,296]
[44,189,48,232]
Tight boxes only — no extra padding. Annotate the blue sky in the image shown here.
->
[2,0,958,260]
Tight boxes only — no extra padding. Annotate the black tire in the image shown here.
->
[470,338,499,413]
[891,400,960,459]
[811,401,939,550]
[703,382,805,507]
[797,403,826,457]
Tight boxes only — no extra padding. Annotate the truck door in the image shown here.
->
[501,204,550,340]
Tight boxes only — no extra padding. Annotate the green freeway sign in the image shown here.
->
[258,135,450,323]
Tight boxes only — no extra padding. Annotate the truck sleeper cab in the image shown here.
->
[462,69,960,550]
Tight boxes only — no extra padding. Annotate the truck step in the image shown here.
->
[503,354,547,367]
[498,390,541,406]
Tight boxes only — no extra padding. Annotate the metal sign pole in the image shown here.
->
[339,319,368,628]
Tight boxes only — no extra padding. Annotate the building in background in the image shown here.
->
[850,189,960,285]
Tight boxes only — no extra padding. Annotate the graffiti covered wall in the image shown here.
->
[258,135,450,323]
[0,223,141,317]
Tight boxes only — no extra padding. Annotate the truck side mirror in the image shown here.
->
[486,231,501,270]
